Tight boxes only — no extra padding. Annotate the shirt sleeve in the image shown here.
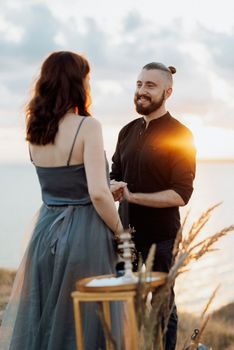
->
[110,133,123,181]
[169,132,196,204]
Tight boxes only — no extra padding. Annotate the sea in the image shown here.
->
[0,160,234,314]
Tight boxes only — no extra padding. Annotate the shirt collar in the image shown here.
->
[141,112,171,127]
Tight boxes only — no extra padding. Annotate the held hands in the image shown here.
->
[110,180,133,203]
[110,180,127,202]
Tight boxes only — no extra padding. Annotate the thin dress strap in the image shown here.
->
[67,117,86,166]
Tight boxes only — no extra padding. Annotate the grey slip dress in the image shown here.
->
[0,117,123,350]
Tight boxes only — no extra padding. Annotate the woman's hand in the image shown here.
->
[110,180,127,202]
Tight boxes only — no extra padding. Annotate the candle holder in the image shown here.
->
[117,230,137,282]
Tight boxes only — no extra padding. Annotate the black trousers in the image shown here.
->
[135,239,177,350]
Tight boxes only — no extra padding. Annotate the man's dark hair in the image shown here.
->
[143,62,176,74]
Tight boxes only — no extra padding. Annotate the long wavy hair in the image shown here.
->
[26,51,91,145]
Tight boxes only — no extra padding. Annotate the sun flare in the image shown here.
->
[182,117,234,160]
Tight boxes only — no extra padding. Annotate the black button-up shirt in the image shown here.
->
[110,112,196,245]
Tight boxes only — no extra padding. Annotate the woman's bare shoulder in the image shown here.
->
[82,116,102,133]
[62,114,102,131]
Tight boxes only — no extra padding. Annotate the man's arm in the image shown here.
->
[110,133,122,181]
[123,129,196,208]
[123,188,185,207]
[110,126,131,227]
[110,132,126,201]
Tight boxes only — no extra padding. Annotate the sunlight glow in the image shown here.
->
[183,117,234,160]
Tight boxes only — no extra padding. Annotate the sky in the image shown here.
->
[1,0,234,162]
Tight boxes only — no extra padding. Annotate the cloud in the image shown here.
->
[123,11,143,32]
[197,25,234,78]
[0,2,234,132]
[0,3,61,126]
[0,3,59,64]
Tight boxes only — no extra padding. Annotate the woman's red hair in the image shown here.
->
[26,51,91,145]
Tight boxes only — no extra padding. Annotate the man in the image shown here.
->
[110,62,196,350]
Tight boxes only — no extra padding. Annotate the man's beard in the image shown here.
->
[134,91,165,115]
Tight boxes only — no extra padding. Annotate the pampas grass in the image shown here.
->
[136,204,234,350]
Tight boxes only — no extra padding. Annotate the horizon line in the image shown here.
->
[1,157,234,166]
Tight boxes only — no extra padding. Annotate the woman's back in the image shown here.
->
[30,115,93,206]
[30,114,85,168]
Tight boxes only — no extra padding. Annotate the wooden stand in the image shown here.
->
[71,272,167,350]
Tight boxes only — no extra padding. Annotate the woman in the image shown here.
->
[0,51,124,350]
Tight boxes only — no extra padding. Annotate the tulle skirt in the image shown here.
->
[0,204,123,350]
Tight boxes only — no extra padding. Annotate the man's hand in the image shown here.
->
[123,186,133,202]
[110,180,127,202]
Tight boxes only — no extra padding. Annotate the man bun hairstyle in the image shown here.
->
[143,62,176,75]
[168,66,176,74]
[142,62,176,87]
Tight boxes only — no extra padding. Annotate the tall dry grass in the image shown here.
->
[135,203,234,350]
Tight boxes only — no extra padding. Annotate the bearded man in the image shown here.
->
[110,62,196,350]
